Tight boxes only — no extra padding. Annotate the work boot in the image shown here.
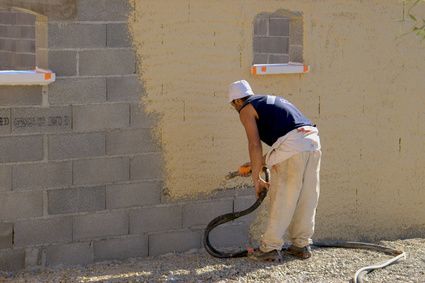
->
[248,248,283,262]
[283,245,312,259]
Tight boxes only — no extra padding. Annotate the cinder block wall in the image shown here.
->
[0,0,250,271]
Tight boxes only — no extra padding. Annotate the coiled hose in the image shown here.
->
[203,167,406,283]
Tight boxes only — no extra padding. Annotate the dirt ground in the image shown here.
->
[1,238,424,282]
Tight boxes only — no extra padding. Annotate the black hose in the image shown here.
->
[203,167,269,258]
[203,167,406,283]
[203,189,267,258]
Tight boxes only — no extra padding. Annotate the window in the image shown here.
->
[253,10,304,65]
[0,9,36,70]
[0,8,52,85]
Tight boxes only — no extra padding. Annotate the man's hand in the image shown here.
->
[254,177,269,198]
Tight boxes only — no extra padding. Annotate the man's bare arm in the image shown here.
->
[239,104,269,195]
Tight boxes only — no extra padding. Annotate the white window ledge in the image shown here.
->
[251,63,310,75]
[0,68,56,86]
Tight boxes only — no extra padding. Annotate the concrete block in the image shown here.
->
[0,86,42,106]
[208,223,249,248]
[211,186,254,199]
[48,132,105,160]
[106,181,161,209]
[148,230,201,256]
[77,0,130,21]
[12,161,72,191]
[0,38,14,52]
[25,247,41,268]
[48,77,106,105]
[48,186,105,215]
[15,39,35,53]
[73,211,128,240]
[253,53,268,64]
[130,153,163,181]
[12,106,71,134]
[129,204,182,234]
[0,51,12,70]
[0,135,43,163]
[45,242,93,266]
[0,191,43,221]
[13,53,36,69]
[107,76,142,102]
[0,249,25,271]
[234,195,258,224]
[79,49,135,76]
[0,11,15,24]
[48,50,77,77]
[73,103,129,132]
[107,128,159,155]
[253,36,289,54]
[0,223,13,249]
[269,18,290,36]
[269,54,290,64]
[22,26,36,38]
[206,189,238,200]
[94,235,148,261]
[289,44,303,63]
[14,217,73,247]
[107,23,131,48]
[73,157,129,185]
[235,186,256,197]
[48,23,106,48]
[0,26,34,39]
[15,12,35,25]
[4,54,23,70]
[234,195,257,211]
[254,17,268,36]
[182,199,233,228]
[130,104,157,128]
[0,166,11,192]
[5,26,34,38]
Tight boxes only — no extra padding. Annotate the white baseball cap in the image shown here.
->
[228,80,254,103]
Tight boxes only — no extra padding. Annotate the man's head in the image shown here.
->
[228,80,254,111]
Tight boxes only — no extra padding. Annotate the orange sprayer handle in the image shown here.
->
[238,165,252,175]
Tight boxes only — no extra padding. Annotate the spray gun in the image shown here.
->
[225,164,252,180]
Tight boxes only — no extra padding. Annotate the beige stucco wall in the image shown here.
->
[129,0,425,240]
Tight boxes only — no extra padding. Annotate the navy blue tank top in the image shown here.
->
[240,95,313,146]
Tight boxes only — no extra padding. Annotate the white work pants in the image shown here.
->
[260,150,321,252]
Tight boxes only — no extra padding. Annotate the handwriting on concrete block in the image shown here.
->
[0,117,9,126]
[11,107,72,133]
[14,116,70,128]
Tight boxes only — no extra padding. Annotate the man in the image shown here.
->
[228,80,321,262]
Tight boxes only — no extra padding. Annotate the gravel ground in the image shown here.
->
[1,238,424,283]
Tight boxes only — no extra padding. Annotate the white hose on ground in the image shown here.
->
[313,241,406,283]
[353,252,407,283]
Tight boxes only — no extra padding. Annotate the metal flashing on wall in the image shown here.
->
[251,63,310,75]
[0,68,55,85]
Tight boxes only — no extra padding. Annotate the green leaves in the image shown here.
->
[402,0,425,40]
